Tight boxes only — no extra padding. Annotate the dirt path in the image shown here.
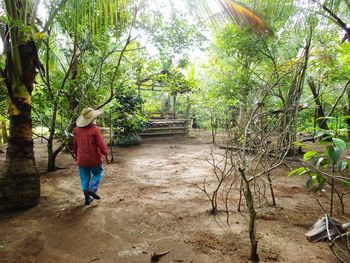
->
[0,131,348,262]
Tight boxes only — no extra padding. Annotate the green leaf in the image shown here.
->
[294,141,311,150]
[321,163,329,169]
[288,167,306,177]
[317,175,326,191]
[326,146,341,163]
[319,138,332,145]
[303,151,318,161]
[306,174,317,190]
[314,130,326,138]
[332,138,346,152]
[294,141,304,148]
[340,179,350,185]
[339,115,350,120]
[320,136,333,142]
[306,177,313,189]
[337,160,348,171]
[316,116,336,121]
[315,157,326,167]
[347,160,350,171]
[33,32,46,41]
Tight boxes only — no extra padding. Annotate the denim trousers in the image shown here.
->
[79,165,104,193]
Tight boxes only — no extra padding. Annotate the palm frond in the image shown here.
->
[61,0,131,36]
[219,0,273,36]
[185,0,273,36]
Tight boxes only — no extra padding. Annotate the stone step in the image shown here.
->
[143,127,187,131]
[140,119,190,137]
[139,130,188,137]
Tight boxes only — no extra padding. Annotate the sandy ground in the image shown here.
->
[0,130,349,263]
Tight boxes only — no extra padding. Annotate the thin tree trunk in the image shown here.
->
[173,95,177,119]
[1,121,8,143]
[267,172,276,206]
[346,89,350,139]
[185,95,190,119]
[44,33,78,171]
[210,114,217,145]
[48,143,65,172]
[308,79,329,130]
[47,101,59,171]
[239,168,259,262]
[109,111,114,162]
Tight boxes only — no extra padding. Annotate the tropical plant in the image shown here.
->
[112,86,146,146]
[290,124,350,216]
[0,0,132,211]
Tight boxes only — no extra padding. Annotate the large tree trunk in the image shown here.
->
[0,109,39,210]
[0,40,40,211]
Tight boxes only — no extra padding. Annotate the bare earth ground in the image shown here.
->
[0,130,349,263]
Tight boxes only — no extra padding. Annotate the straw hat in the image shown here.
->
[76,108,103,127]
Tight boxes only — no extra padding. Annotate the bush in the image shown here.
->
[113,133,142,146]
[112,87,146,145]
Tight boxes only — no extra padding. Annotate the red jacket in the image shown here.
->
[73,124,108,167]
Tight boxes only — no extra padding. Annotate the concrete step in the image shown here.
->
[140,119,190,137]
[143,127,187,131]
[139,130,188,137]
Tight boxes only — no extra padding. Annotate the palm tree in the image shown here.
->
[0,0,131,211]
[0,0,44,211]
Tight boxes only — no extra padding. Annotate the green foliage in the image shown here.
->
[56,0,131,36]
[157,68,197,95]
[112,87,146,141]
[113,133,142,146]
[139,6,206,69]
[289,133,350,192]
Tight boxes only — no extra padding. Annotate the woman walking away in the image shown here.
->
[73,108,110,205]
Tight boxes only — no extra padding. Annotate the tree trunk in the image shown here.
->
[0,112,39,210]
[173,95,177,119]
[185,95,190,119]
[238,103,247,134]
[0,40,41,211]
[280,28,312,152]
[239,168,259,262]
[48,143,65,172]
[65,43,80,150]
[346,90,350,140]
[308,79,329,130]
[237,61,250,136]
[1,121,8,143]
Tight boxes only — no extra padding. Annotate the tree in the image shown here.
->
[0,0,131,211]
[0,0,45,210]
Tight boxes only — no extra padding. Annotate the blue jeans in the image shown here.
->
[79,165,104,193]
